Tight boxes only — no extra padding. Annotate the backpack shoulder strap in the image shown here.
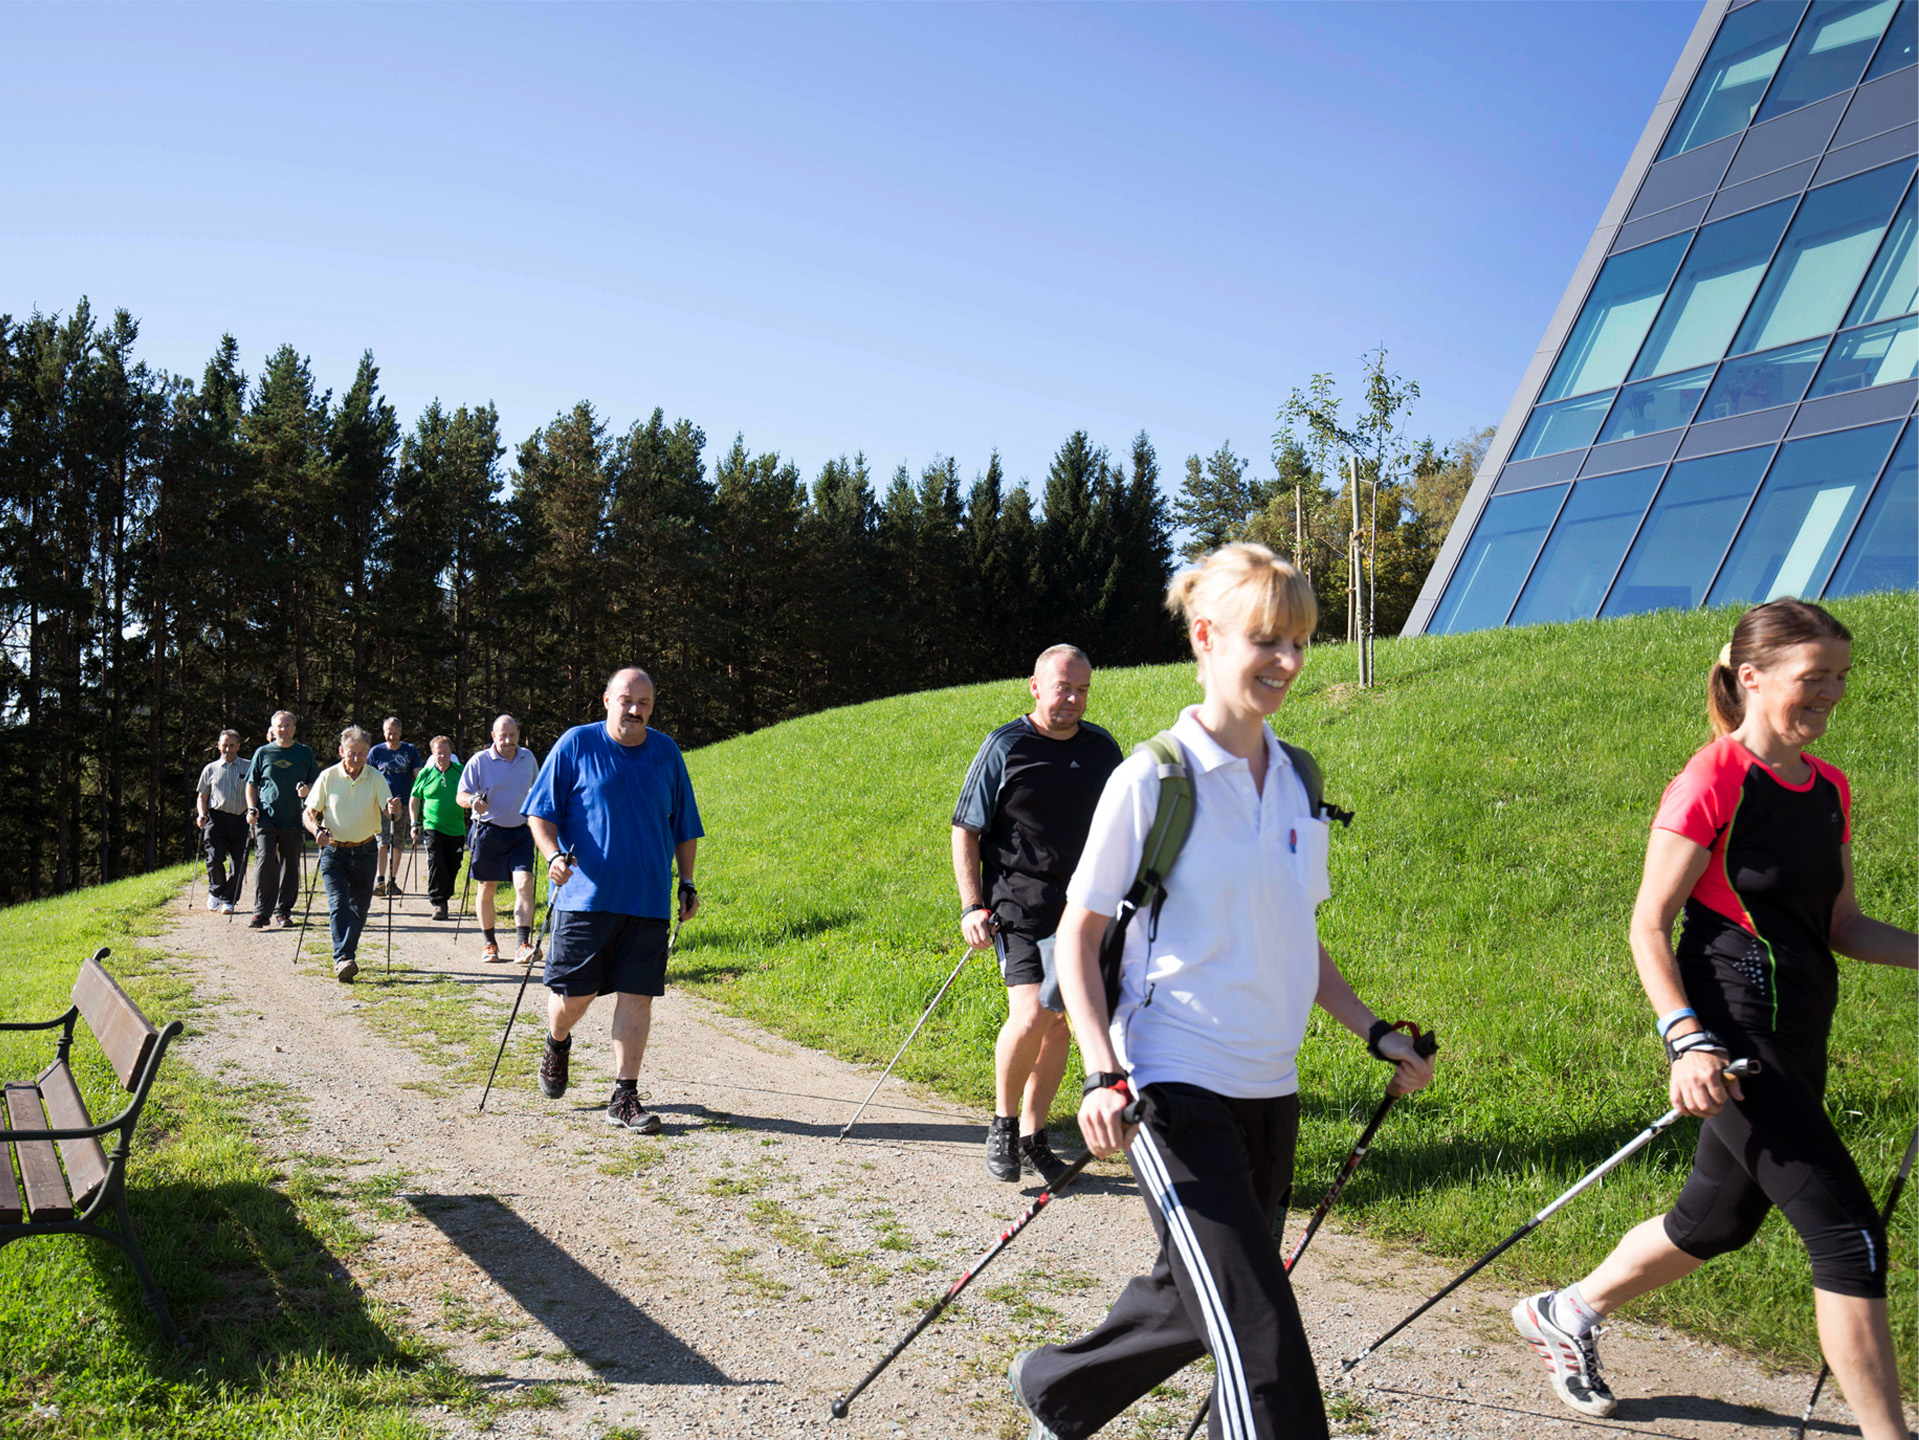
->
[1130,731,1195,900]
[1278,740,1354,828]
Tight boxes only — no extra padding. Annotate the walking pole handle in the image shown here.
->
[1384,1022,1440,1097]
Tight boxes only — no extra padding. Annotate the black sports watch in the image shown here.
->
[678,880,697,899]
[961,902,987,919]
[1082,1071,1131,1098]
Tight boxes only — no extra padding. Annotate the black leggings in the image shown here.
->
[1663,1025,1886,1299]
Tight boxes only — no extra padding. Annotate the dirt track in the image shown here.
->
[151,890,1900,1439]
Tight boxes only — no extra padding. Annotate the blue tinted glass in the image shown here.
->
[1733,161,1915,352]
[1541,236,1691,401]
[1602,448,1774,615]
[1661,1,1809,159]
[1810,313,1919,391]
[1510,393,1614,461]
[1598,368,1715,442]
[1510,468,1665,626]
[1757,0,1901,120]
[1700,338,1830,417]
[1632,202,1797,378]
[1707,421,1900,602]
[1826,420,1916,593]
[1863,0,1917,77]
[1845,181,1916,324]
[1430,486,1567,634]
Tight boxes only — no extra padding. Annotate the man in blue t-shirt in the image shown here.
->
[526,667,703,1133]
[368,716,423,899]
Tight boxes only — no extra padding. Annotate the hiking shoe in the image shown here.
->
[482,940,504,963]
[248,914,271,930]
[432,903,449,921]
[986,1115,1020,1182]
[606,1088,662,1133]
[335,957,358,984]
[388,879,403,896]
[1007,1350,1059,1440]
[273,914,293,930]
[539,1038,570,1099]
[514,941,537,965]
[372,879,388,899]
[1513,1291,1617,1417]
[1020,1131,1071,1188]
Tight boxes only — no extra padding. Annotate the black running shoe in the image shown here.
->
[248,914,271,930]
[606,1088,662,1133]
[539,1037,570,1099]
[1019,1131,1071,1187]
[432,903,449,921]
[986,1115,1020,1181]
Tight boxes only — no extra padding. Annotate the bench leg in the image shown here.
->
[113,1189,187,1348]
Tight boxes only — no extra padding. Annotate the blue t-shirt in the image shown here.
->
[368,741,423,797]
[524,723,704,918]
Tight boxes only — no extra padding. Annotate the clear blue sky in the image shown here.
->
[6,1,1701,493]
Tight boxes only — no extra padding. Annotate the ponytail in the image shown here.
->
[1706,599,1853,738]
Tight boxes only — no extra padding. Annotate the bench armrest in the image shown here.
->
[0,1005,80,1033]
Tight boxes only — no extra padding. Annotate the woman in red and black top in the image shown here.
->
[1510,599,1916,1437]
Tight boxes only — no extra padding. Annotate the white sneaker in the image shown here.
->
[205,894,220,911]
[1512,1291,1617,1417]
[219,901,236,914]
[515,941,538,964]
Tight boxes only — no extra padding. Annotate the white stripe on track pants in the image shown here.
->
[1018,1084,1328,1440]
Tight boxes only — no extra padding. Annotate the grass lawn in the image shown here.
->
[678,593,1916,1380]
[0,870,473,1438]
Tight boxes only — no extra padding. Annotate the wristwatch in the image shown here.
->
[961,903,987,919]
[1081,1071,1131,1098]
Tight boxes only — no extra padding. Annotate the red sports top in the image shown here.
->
[1653,735,1851,1040]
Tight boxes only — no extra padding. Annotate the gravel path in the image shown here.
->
[152,892,1895,1440]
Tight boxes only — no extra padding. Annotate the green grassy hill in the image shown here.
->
[678,593,1916,1375]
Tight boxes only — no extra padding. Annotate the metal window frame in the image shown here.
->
[1820,412,1917,592]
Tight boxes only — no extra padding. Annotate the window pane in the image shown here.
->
[1863,0,1917,78]
[1732,161,1914,352]
[1510,392,1614,461]
[1540,236,1691,402]
[1631,201,1797,377]
[1845,180,1916,323]
[1661,1,1808,159]
[1598,367,1715,442]
[1810,313,1919,391]
[1602,447,1775,615]
[1700,337,1830,417]
[1707,421,1900,602]
[1510,468,1665,626]
[1757,0,1901,121]
[1430,486,1567,634]
[1826,419,1916,593]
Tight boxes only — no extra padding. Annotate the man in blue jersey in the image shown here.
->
[525,667,703,1133]
[953,645,1123,1184]
[368,716,422,898]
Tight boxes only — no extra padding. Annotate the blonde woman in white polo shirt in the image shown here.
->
[1007,543,1436,1440]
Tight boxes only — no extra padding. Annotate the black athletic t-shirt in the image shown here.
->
[953,717,1124,930]
[1653,736,1852,1043]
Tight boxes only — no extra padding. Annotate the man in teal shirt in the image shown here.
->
[245,710,321,928]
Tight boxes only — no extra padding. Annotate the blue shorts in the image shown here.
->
[468,821,534,881]
[544,912,670,997]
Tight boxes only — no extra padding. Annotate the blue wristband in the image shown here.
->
[1654,1006,1697,1040]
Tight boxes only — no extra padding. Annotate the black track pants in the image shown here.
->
[202,811,248,906]
[426,831,464,906]
[1664,1024,1886,1298]
[1019,1084,1328,1440]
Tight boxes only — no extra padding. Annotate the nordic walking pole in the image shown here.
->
[836,942,980,1143]
[451,799,484,947]
[384,836,399,975]
[831,1093,1146,1419]
[1340,1057,1762,1374]
[1794,1124,1918,1440]
[291,839,322,967]
[1182,1024,1441,1440]
[228,830,254,922]
[476,850,573,1113]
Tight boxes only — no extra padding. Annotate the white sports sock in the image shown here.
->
[1552,1283,1601,1336]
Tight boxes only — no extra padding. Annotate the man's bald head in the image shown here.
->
[1029,645,1092,739]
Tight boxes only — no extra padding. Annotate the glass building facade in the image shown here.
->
[1407,0,1917,636]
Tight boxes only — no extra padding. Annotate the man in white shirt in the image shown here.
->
[195,730,250,913]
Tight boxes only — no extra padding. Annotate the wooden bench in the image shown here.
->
[0,947,186,1345]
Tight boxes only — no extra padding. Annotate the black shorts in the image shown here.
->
[468,821,534,881]
[995,928,1063,1012]
[544,911,670,997]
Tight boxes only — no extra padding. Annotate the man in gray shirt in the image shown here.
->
[196,729,251,913]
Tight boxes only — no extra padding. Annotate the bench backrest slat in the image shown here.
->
[36,1060,111,1207]
[72,956,158,1092]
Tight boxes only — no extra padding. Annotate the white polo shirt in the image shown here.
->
[1066,705,1332,1099]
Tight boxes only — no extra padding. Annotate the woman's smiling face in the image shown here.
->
[1743,637,1850,748]
[1197,614,1310,717]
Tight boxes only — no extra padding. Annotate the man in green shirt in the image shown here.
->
[410,736,467,921]
[245,710,321,929]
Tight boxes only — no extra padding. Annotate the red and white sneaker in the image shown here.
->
[1512,1291,1617,1417]
[482,940,505,963]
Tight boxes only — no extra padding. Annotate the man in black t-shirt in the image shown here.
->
[953,644,1123,1185]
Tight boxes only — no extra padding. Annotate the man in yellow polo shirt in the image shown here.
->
[305,725,404,982]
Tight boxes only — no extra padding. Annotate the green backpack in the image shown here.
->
[1096,730,1353,1013]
